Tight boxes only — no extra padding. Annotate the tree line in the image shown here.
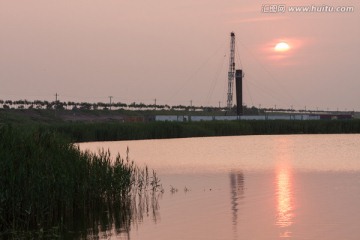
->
[0,99,266,114]
[2,99,348,115]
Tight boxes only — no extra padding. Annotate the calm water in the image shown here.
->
[79,134,360,240]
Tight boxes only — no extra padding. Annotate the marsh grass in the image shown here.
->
[49,120,360,143]
[0,125,161,238]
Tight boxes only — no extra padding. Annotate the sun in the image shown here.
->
[275,42,290,52]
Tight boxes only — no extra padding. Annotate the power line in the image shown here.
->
[205,52,227,105]
[166,40,227,104]
[236,40,300,107]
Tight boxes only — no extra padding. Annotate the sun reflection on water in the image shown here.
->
[230,171,245,238]
[276,165,295,238]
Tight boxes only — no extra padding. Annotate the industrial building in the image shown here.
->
[154,113,352,122]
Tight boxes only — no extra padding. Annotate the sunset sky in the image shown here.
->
[1,0,359,110]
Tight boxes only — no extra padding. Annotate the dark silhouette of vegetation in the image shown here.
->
[0,98,265,113]
[46,120,360,143]
[1,98,356,118]
[0,125,162,238]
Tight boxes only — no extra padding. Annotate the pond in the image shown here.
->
[79,134,360,240]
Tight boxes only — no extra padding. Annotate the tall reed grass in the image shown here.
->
[0,125,161,238]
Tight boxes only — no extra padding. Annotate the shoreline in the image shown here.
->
[1,109,360,142]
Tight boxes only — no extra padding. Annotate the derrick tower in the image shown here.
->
[227,32,236,110]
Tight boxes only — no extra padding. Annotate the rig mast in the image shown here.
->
[227,32,236,110]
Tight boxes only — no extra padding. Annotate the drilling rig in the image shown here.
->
[227,32,236,110]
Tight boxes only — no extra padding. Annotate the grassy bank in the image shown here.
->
[48,120,360,142]
[0,125,160,238]
[1,108,360,142]
[0,108,226,124]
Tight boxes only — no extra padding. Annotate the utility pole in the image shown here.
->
[154,98,157,109]
[258,104,261,115]
[227,32,236,111]
[109,96,113,110]
[219,101,221,108]
[55,93,58,117]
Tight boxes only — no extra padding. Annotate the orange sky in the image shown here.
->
[0,0,359,110]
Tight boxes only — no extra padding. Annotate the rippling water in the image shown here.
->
[79,134,360,239]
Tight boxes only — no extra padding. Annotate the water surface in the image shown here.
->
[80,134,360,239]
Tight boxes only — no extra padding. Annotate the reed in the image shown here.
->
[0,125,160,238]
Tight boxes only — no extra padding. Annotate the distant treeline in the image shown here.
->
[0,99,237,112]
[49,120,360,142]
[2,98,346,114]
